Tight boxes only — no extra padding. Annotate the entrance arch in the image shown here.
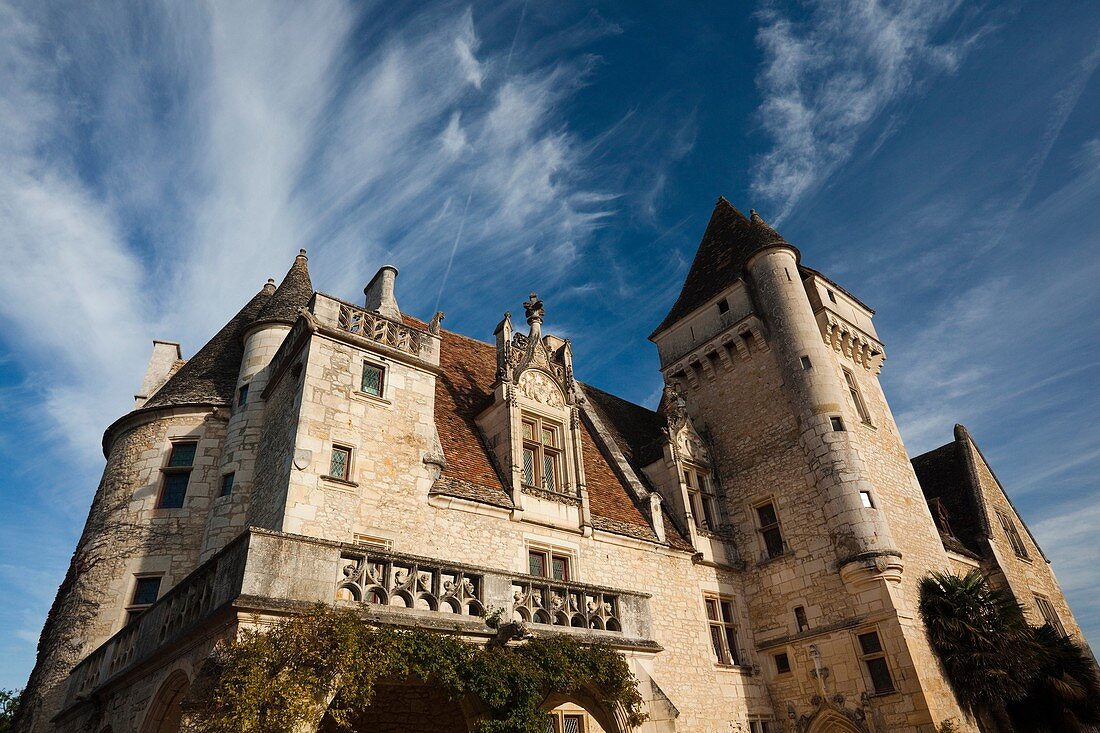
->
[806,708,865,733]
[140,670,191,733]
[317,680,472,733]
[541,690,629,733]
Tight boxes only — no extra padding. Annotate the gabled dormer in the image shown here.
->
[477,294,590,532]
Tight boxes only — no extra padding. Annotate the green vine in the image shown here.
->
[189,604,645,733]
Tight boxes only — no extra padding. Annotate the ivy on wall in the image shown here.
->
[188,605,645,733]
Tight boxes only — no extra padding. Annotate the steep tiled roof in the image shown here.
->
[430,329,690,548]
[253,250,313,326]
[583,385,667,470]
[142,287,271,409]
[912,439,985,556]
[651,198,797,338]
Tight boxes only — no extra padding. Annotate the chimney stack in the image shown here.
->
[364,265,401,321]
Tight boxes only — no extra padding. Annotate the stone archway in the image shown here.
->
[140,670,191,733]
[541,689,630,733]
[316,680,473,733]
[806,708,865,733]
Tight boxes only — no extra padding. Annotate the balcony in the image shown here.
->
[63,529,656,712]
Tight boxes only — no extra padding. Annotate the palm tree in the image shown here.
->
[918,570,1038,732]
[1008,623,1100,732]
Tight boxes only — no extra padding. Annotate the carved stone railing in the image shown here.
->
[511,579,621,631]
[337,550,486,617]
[337,304,423,356]
[62,530,656,715]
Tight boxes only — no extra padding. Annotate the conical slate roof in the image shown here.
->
[142,286,272,409]
[650,198,798,338]
[253,249,313,326]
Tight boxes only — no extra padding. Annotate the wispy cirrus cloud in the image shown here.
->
[751,0,985,220]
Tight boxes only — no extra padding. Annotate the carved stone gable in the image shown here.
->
[518,370,566,409]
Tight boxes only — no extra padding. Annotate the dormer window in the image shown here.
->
[683,465,718,531]
[522,414,563,493]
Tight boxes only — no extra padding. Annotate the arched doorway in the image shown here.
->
[806,708,865,733]
[541,690,628,733]
[140,670,190,733]
[316,680,471,733]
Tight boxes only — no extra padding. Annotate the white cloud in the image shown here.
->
[751,0,981,220]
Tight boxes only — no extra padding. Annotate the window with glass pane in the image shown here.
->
[521,413,564,493]
[220,472,235,497]
[704,594,741,665]
[329,446,351,480]
[844,368,872,424]
[361,363,384,397]
[237,384,249,407]
[551,554,569,581]
[168,442,197,467]
[132,577,161,606]
[562,715,583,733]
[528,550,547,577]
[857,631,895,694]
[1035,596,1066,636]
[684,466,717,530]
[774,652,791,674]
[756,502,785,558]
[159,472,190,509]
[997,510,1029,559]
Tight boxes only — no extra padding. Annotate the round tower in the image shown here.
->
[743,213,901,582]
[199,250,313,559]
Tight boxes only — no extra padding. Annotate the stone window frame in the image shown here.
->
[772,650,792,676]
[520,412,565,494]
[156,440,197,510]
[219,472,235,498]
[545,710,588,733]
[995,509,1030,561]
[682,463,719,532]
[842,367,874,426]
[703,593,743,667]
[524,539,577,582]
[1034,594,1066,636]
[358,359,387,400]
[326,444,355,483]
[236,383,249,408]
[854,627,897,696]
[352,533,393,550]
[126,573,163,623]
[749,720,776,733]
[753,499,788,561]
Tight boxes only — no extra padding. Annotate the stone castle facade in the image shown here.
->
[15,198,1089,733]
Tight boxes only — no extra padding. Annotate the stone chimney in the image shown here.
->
[364,265,401,321]
[134,340,182,408]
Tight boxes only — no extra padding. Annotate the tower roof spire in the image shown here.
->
[252,249,314,327]
[649,198,798,339]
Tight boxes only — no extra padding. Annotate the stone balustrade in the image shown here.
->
[337,303,423,356]
[62,529,655,713]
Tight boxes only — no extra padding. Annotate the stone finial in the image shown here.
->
[262,278,277,294]
[750,208,762,222]
[364,265,401,321]
[523,292,544,340]
[297,248,308,258]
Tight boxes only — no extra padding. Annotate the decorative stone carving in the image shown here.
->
[518,370,566,409]
[337,551,485,616]
[511,578,622,632]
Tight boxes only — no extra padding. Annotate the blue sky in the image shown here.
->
[0,0,1097,691]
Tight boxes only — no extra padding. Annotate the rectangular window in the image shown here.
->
[329,445,352,480]
[521,414,564,493]
[1035,596,1066,636]
[684,465,718,531]
[774,652,791,675]
[857,631,896,694]
[795,606,809,633]
[220,472,235,497]
[237,383,249,407]
[843,368,872,425]
[996,510,1030,559]
[827,289,837,303]
[528,549,571,581]
[800,355,812,370]
[830,416,846,431]
[717,298,730,314]
[562,714,584,733]
[860,491,874,508]
[361,362,385,397]
[756,502,786,559]
[704,595,741,665]
[127,575,162,622]
[158,441,197,509]
[353,533,393,550]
